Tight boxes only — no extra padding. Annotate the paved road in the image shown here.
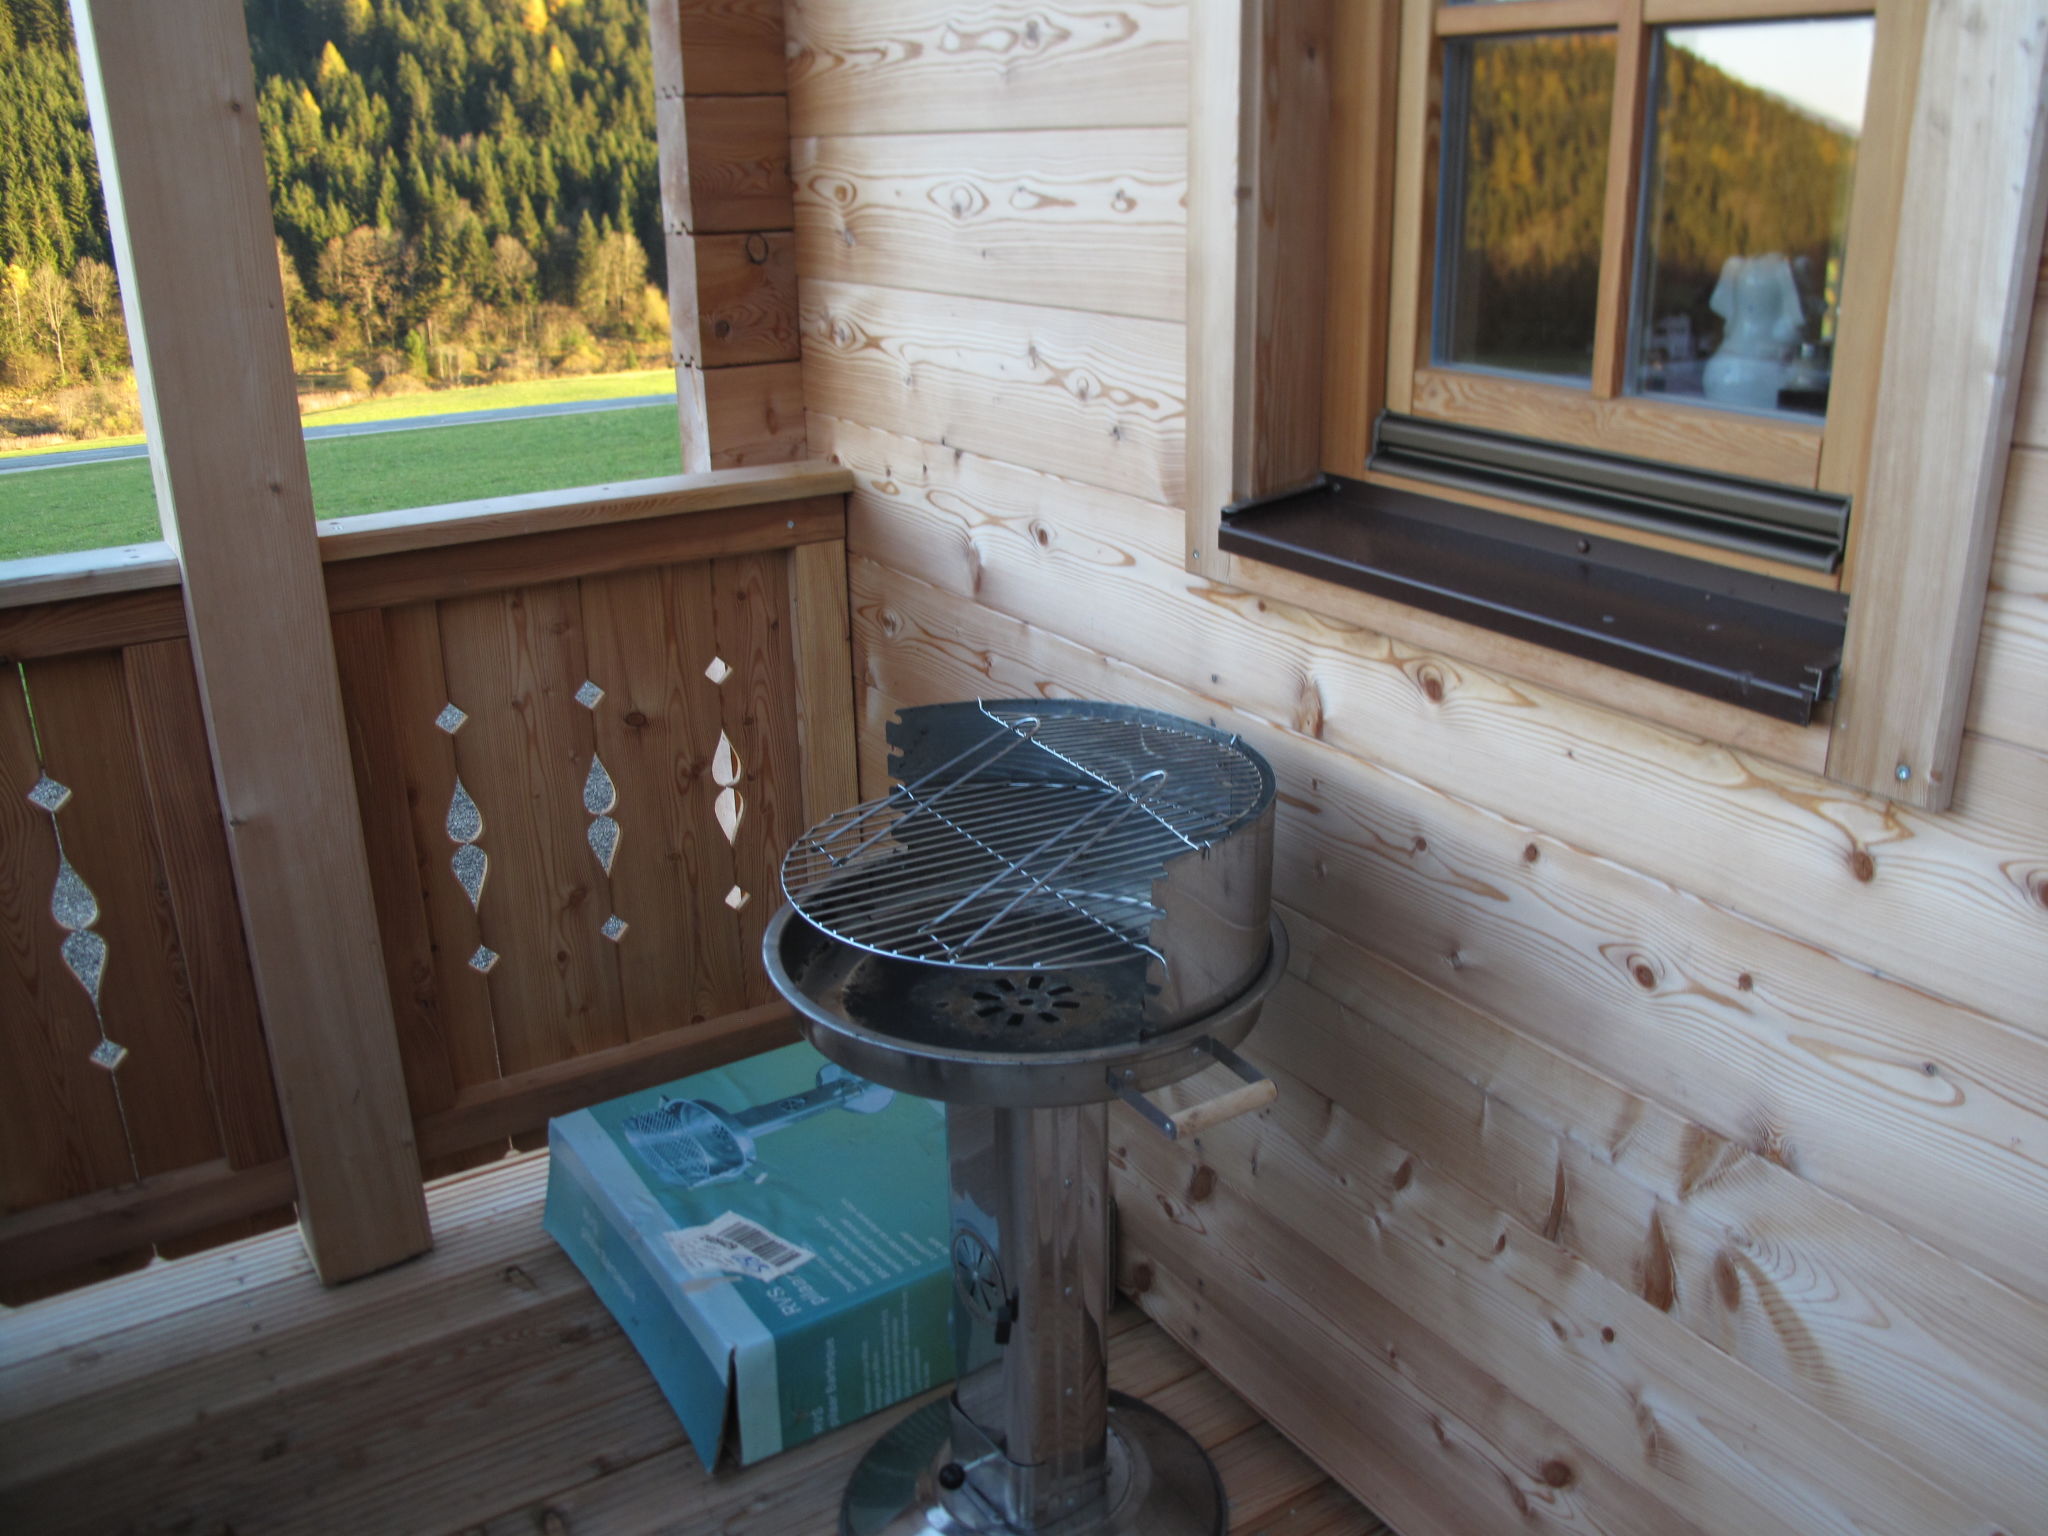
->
[0,393,677,475]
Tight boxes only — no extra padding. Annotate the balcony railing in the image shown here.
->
[0,461,856,1300]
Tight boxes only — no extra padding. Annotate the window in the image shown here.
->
[1187,0,2046,807]
[1388,0,1903,508]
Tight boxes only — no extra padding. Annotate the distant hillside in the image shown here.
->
[1,0,667,440]
[1446,33,1859,369]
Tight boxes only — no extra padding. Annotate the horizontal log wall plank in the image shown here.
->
[705,359,809,466]
[803,280,1185,505]
[1116,1084,1992,1535]
[698,231,800,366]
[786,0,1190,135]
[677,0,784,93]
[1266,920,2048,1525]
[792,130,1188,322]
[818,412,1829,769]
[686,95,793,232]
[829,423,2048,1033]
[854,582,2048,1310]
[1968,444,2048,753]
[1122,1199,1700,1536]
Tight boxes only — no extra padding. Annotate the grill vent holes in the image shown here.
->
[971,974,1081,1028]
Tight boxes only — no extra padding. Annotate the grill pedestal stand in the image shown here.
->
[764,701,1288,1536]
[841,1103,1223,1536]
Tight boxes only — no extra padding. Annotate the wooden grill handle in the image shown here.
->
[1112,1039,1277,1142]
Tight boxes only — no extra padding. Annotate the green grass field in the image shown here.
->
[0,370,681,466]
[297,369,676,429]
[0,402,684,562]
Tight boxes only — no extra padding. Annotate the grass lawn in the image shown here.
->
[297,369,676,428]
[0,369,678,464]
[0,403,684,562]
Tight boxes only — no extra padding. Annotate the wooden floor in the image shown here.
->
[0,1152,1392,1535]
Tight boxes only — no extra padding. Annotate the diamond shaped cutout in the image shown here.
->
[724,885,750,912]
[89,1037,128,1072]
[26,774,71,814]
[434,702,468,735]
[601,914,628,943]
[704,656,732,685]
[468,944,500,974]
[575,679,605,710]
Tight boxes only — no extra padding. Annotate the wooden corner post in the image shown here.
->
[1828,1,2048,810]
[649,0,714,473]
[70,0,432,1281]
[1187,0,1335,581]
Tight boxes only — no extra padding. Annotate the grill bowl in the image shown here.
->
[763,905,1287,1107]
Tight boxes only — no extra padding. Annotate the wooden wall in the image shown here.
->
[786,3,2048,1532]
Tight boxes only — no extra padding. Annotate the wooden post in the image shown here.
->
[1827,0,2048,809]
[649,0,714,473]
[69,0,431,1281]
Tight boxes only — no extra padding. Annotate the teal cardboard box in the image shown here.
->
[544,1041,957,1470]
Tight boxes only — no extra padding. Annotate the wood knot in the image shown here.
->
[1600,1326,1616,1343]
[1737,972,1754,992]
[1411,835,1428,854]
[624,710,649,729]
[1186,1164,1218,1203]
[1420,672,1445,703]
[1632,962,1657,990]
[1128,1261,1154,1295]
[1713,1251,1743,1311]
[714,319,732,339]
[1849,848,1875,882]
[1392,1157,1414,1190]
[1522,843,1540,862]
[1541,1459,1575,1488]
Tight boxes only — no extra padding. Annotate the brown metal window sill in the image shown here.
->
[1217,476,1848,725]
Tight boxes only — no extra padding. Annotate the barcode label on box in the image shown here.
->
[668,1212,815,1282]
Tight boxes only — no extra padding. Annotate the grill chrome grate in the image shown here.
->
[781,702,1269,972]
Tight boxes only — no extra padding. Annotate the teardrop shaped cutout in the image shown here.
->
[712,731,743,788]
[715,786,744,844]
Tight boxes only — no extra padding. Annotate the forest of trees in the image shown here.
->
[1,0,669,446]
[1442,31,1860,383]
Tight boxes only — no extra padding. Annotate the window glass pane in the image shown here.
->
[251,0,679,520]
[1434,31,1616,384]
[1628,17,1874,418]
[0,3,162,561]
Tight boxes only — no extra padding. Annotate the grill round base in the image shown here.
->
[839,1393,1225,1536]
[765,908,1288,1107]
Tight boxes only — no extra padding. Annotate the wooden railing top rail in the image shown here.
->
[0,459,855,612]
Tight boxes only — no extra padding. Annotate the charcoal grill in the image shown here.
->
[765,700,1286,1535]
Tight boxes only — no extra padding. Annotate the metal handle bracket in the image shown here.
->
[1111,1039,1276,1142]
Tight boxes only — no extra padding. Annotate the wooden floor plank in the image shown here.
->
[0,1151,1387,1536]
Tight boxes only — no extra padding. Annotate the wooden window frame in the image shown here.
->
[1187,0,2048,810]
[1385,0,1910,511]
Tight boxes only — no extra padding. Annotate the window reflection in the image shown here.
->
[1434,31,1617,384]
[1628,17,1874,418]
